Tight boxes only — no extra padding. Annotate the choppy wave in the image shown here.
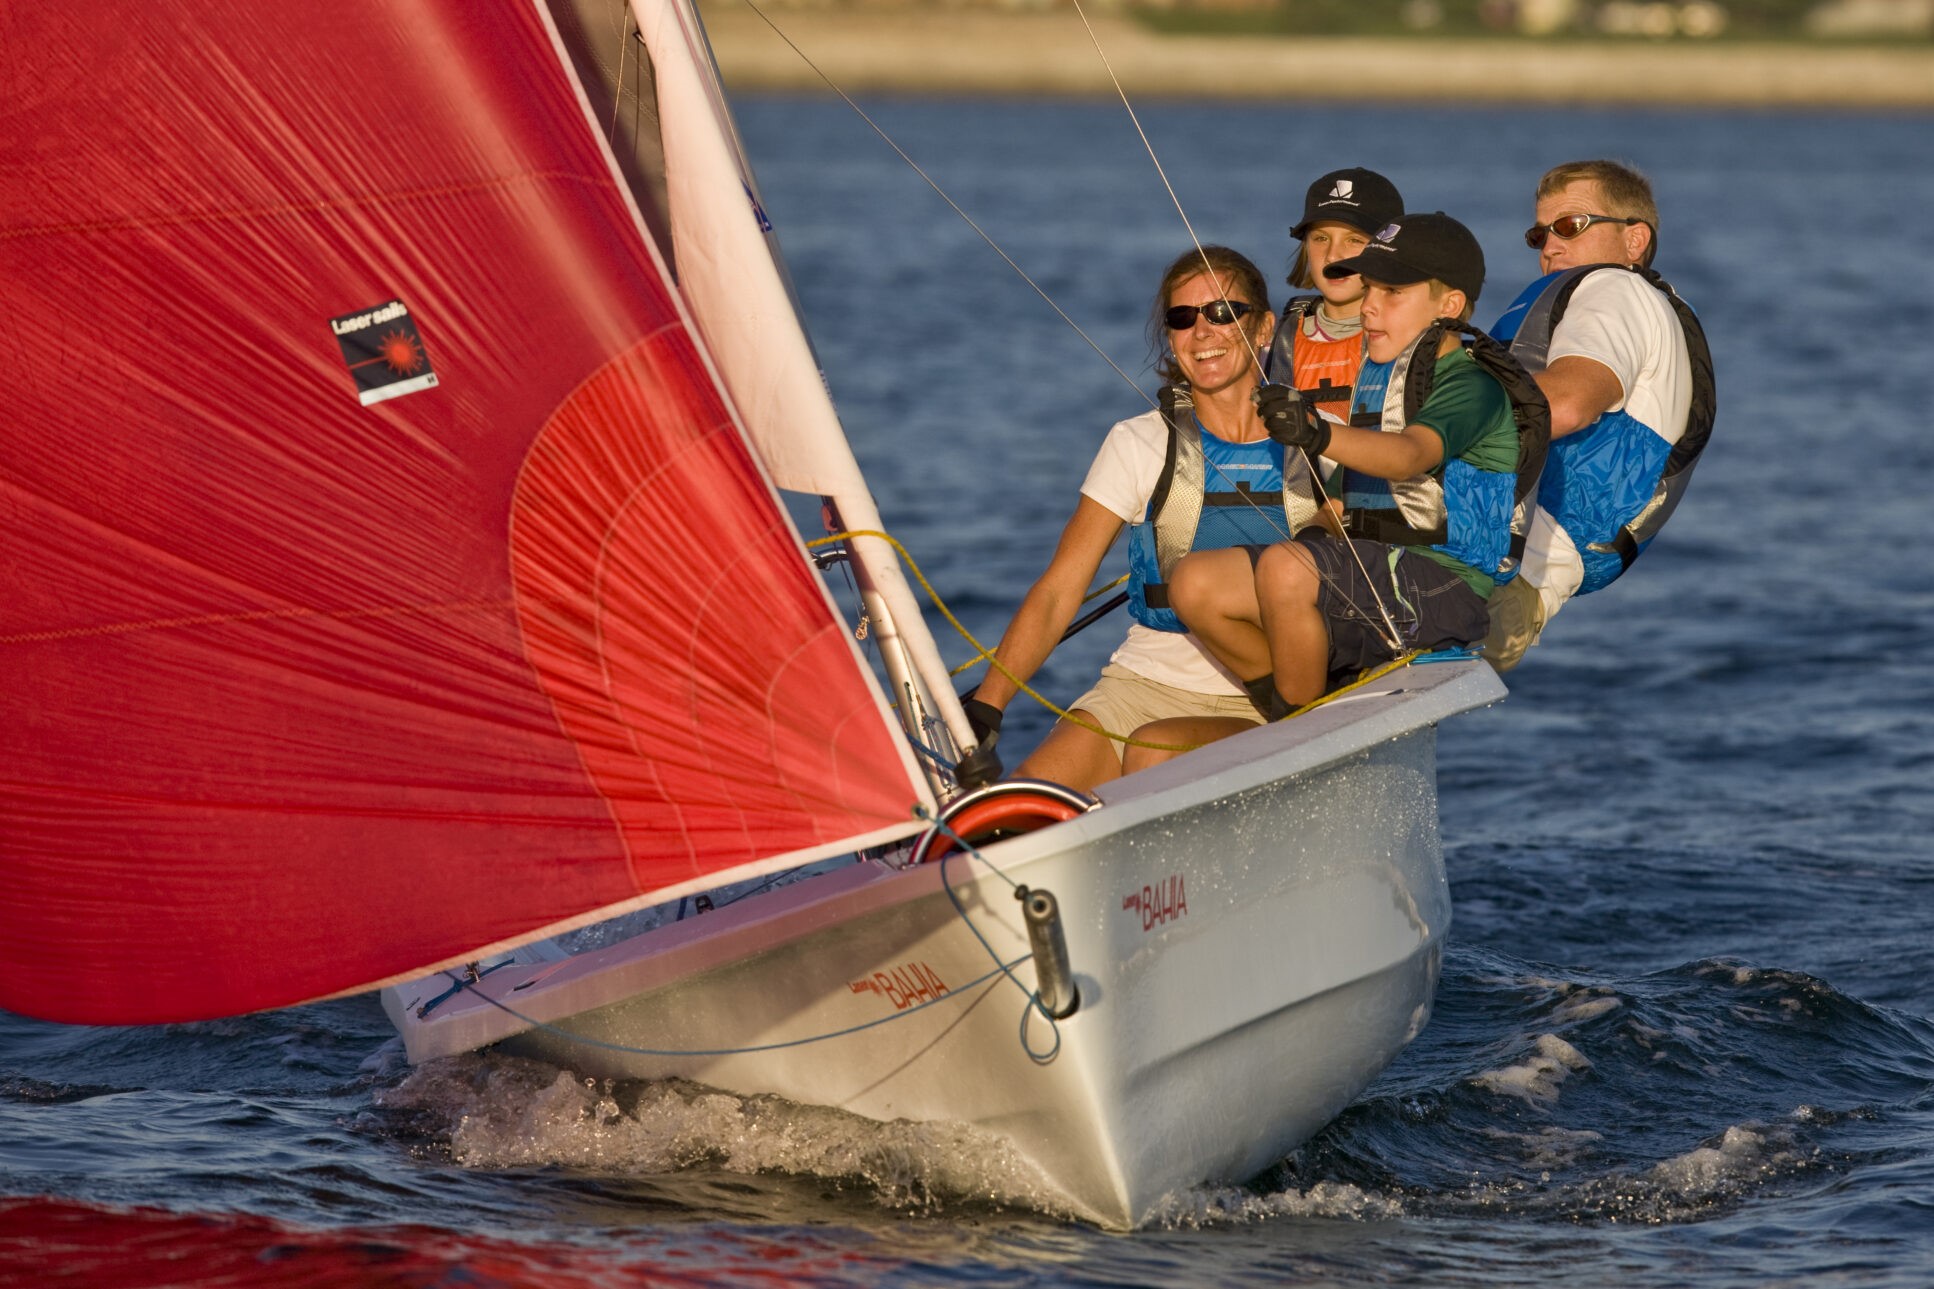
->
[343,949,1934,1244]
[1201,951,1934,1233]
[374,1053,1072,1222]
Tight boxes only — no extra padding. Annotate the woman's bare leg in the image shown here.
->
[1254,542,1329,705]
[1120,715,1259,776]
[1167,548,1272,680]
[1013,710,1123,791]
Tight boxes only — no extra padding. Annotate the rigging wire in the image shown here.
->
[607,4,630,146]
[730,0,1307,556]
[423,809,1063,1064]
[732,0,1413,662]
[736,0,1152,411]
[1063,0,1405,653]
[1065,0,1268,381]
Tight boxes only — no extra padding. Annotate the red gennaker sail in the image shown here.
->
[0,1,930,1025]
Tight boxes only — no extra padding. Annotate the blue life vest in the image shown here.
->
[1126,385,1311,633]
[1490,264,1714,593]
[1336,325,1550,584]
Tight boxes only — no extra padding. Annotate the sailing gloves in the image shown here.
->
[956,694,1006,790]
[1255,383,1330,455]
[961,695,1004,750]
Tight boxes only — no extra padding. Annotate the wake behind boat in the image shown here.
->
[0,0,1504,1230]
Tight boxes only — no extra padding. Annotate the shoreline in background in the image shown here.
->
[700,5,1934,109]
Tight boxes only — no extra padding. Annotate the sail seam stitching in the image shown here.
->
[0,171,612,243]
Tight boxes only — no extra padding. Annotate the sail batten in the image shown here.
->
[0,0,927,1026]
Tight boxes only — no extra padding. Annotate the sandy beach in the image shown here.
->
[701,5,1934,109]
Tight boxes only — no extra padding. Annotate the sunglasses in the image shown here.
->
[1165,299,1255,330]
[1523,212,1642,250]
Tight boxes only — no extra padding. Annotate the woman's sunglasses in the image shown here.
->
[1165,299,1255,330]
[1524,212,1641,250]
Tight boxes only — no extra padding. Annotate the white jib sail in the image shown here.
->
[629,0,980,765]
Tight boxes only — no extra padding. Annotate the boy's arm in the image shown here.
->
[1259,385,1444,483]
[1321,421,1444,481]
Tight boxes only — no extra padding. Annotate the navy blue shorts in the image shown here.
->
[1248,533,1490,679]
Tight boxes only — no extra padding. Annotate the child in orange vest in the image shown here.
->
[1267,167,1405,423]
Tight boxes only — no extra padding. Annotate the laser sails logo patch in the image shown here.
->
[330,299,438,406]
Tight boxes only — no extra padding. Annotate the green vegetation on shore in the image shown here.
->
[1128,0,1928,44]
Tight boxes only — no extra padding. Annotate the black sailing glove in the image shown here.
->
[1255,383,1331,456]
[954,694,1005,790]
[961,696,1004,750]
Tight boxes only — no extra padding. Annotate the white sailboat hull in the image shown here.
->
[384,659,1503,1228]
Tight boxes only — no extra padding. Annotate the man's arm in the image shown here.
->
[1536,355,1625,439]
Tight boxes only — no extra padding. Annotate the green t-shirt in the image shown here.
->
[1331,347,1519,596]
[1412,349,1517,475]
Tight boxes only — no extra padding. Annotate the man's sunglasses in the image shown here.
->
[1165,299,1255,329]
[1524,212,1642,250]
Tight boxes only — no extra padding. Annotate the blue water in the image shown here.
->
[6,95,1934,1285]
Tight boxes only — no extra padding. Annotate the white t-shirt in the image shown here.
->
[1079,409,1248,696]
[1522,268,1693,620]
[1547,269,1690,448]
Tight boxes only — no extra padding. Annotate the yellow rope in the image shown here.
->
[945,572,1125,678]
[811,529,1189,749]
[1282,648,1422,718]
[809,529,1421,753]
[1081,572,1129,603]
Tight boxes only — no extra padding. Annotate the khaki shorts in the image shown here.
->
[1482,575,1547,674]
[1067,663,1263,765]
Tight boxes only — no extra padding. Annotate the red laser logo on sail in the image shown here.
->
[377,328,425,375]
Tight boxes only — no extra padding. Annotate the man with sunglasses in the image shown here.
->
[1482,158,1712,671]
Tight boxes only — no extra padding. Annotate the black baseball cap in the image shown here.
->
[1290,167,1404,240]
[1323,211,1486,303]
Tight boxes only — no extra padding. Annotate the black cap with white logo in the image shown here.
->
[1290,167,1404,240]
[1322,211,1486,303]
